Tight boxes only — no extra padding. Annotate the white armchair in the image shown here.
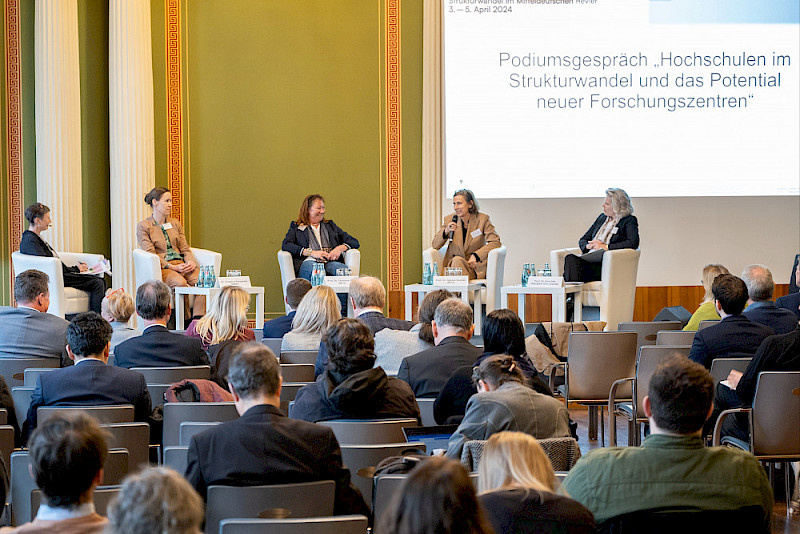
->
[277,249,361,313]
[132,248,222,293]
[422,245,507,314]
[550,248,640,331]
[11,250,105,318]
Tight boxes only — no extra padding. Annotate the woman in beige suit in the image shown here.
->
[432,189,501,279]
[137,187,205,319]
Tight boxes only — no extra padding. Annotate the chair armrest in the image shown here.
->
[549,362,567,394]
[59,252,105,267]
[550,248,580,277]
[608,377,634,447]
[190,248,221,274]
[344,249,361,276]
[712,407,750,447]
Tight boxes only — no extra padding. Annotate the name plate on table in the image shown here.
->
[218,276,252,288]
[324,276,354,290]
[525,276,564,288]
[433,275,470,287]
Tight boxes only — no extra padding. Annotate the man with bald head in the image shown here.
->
[741,264,797,334]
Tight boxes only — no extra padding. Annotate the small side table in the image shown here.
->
[174,286,265,330]
[404,282,483,335]
[500,283,583,323]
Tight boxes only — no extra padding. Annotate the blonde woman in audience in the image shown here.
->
[185,285,255,351]
[281,285,341,351]
[101,288,139,354]
[683,264,730,331]
[478,432,596,533]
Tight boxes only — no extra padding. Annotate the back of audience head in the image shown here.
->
[107,467,204,534]
[478,431,556,494]
[67,311,113,359]
[417,289,454,343]
[29,411,108,508]
[379,456,494,534]
[483,309,526,357]
[285,278,312,310]
[711,274,748,316]
[227,342,281,401]
[14,269,49,308]
[324,318,376,376]
[195,285,249,343]
[646,356,714,435]
[740,264,774,302]
[136,280,172,321]
[349,275,386,310]
[291,285,341,334]
[102,288,135,324]
[700,264,729,303]
[472,355,524,391]
[433,298,474,340]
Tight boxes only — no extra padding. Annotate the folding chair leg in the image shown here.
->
[627,419,637,447]
[599,406,605,447]
[785,462,792,518]
[588,406,598,440]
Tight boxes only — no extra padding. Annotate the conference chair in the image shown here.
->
[263,337,283,355]
[0,424,14,472]
[618,321,682,352]
[163,445,189,474]
[11,250,105,318]
[219,516,369,534]
[608,345,691,446]
[162,401,238,447]
[318,418,419,445]
[11,386,34,431]
[179,421,221,446]
[205,481,336,534]
[147,383,171,407]
[709,357,752,384]
[415,398,437,426]
[550,248,640,331]
[340,442,427,506]
[280,351,318,365]
[277,249,361,313]
[0,357,60,388]
[102,422,151,471]
[32,486,121,519]
[37,405,135,425]
[280,364,315,383]
[656,330,695,346]
[0,408,6,426]
[372,473,479,525]
[698,319,720,330]
[280,383,309,411]
[423,245,507,315]
[22,367,56,387]
[132,365,212,384]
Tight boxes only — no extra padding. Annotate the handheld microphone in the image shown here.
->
[448,214,458,241]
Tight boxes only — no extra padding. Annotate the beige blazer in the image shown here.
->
[136,216,196,269]
[431,211,501,278]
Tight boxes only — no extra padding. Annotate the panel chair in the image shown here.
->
[22,367,57,387]
[0,357,60,388]
[608,345,691,446]
[618,321,682,352]
[220,515,369,534]
[709,357,753,384]
[656,330,696,346]
[318,418,419,445]
[551,331,638,445]
[132,365,211,384]
[713,371,800,515]
[340,442,426,506]
[162,402,238,447]
[280,351,318,365]
[423,245,507,315]
[280,364,315,383]
[206,481,336,534]
[278,249,361,314]
[133,247,222,293]
[37,405,135,425]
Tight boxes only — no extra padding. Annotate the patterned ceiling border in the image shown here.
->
[386,0,402,292]
[165,0,184,223]
[5,0,24,290]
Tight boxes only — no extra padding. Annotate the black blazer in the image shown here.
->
[113,325,209,369]
[689,315,774,369]
[262,311,295,339]
[26,359,151,433]
[185,404,369,516]
[579,214,639,253]
[281,220,359,275]
[396,336,483,398]
[19,230,78,277]
[743,301,799,335]
[736,328,800,406]
[775,292,800,320]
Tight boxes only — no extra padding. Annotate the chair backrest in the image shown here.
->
[0,357,60,388]
[618,321,682,351]
[206,481,336,534]
[340,442,427,506]
[597,505,768,534]
[263,337,284,355]
[373,474,408,525]
[32,486,121,520]
[179,421,221,446]
[634,345,692,417]
[598,249,641,331]
[147,383,171,407]
[698,320,719,330]
[415,398,437,426]
[280,351,318,365]
[132,365,211,384]
[37,405,135,425]
[163,446,190,474]
[162,402,238,447]
[461,437,580,473]
[280,383,309,411]
[0,407,7,425]
[484,245,507,313]
[103,422,151,471]
[22,367,57,387]
[750,371,800,458]
[280,364,315,383]
[277,251,298,314]
[134,247,221,295]
[220,515,369,534]
[709,358,753,384]
[318,418,419,445]
[11,386,34,431]
[566,331,638,401]
[656,330,695,346]
[0,424,14,473]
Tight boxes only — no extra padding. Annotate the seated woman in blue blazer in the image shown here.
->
[281,194,360,280]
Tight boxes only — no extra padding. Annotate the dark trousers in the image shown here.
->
[704,381,749,441]
[563,254,603,283]
[63,272,106,314]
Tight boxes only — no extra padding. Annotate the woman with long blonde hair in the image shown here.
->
[683,264,730,331]
[185,285,254,350]
[281,285,341,351]
[478,432,596,533]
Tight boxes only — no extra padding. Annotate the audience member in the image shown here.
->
[263,278,312,339]
[100,288,139,354]
[377,456,494,534]
[26,312,152,439]
[397,298,482,397]
[185,285,255,350]
[106,467,203,534]
[373,289,452,376]
[775,261,800,320]
[114,281,209,369]
[689,274,773,369]
[0,269,68,362]
[445,356,570,459]
[478,432,595,534]
[184,343,368,515]
[563,356,773,528]
[683,264,729,331]
[2,412,110,534]
[281,285,341,351]
[292,319,420,422]
[741,264,798,334]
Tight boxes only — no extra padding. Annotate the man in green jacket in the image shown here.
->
[563,356,773,529]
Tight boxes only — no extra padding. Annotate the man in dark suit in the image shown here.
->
[114,280,209,369]
[315,276,414,376]
[776,261,800,320]
[26,312,152,436]
[184,343,368,516]
[397,298,482,397]
[262,278,311,339]
[741,264,798,334]
[689,274,774,369]
[0,269,69,362]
